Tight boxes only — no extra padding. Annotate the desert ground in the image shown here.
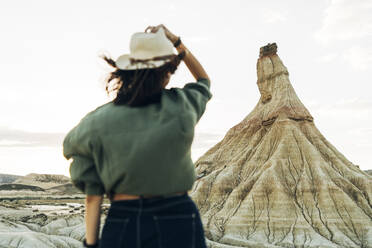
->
[0,174,110,248]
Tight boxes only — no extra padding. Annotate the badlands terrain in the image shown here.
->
[1,44,372,248]
[1,169,371,248]
[0,173,110,248]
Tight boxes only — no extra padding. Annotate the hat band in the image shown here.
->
[129,54,176,64]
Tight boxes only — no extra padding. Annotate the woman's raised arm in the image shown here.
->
[145,24,210,82]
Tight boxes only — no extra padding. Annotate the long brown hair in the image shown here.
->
[102,53,184,106]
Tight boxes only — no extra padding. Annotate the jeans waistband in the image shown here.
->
[109,192,191,211]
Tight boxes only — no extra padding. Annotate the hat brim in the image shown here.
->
[116,54,171,70]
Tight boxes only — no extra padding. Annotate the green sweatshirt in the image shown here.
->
[63,78,212,196]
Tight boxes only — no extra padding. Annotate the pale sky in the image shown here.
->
[0,0,371,176]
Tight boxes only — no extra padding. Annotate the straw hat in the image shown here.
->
[115,27,176,70]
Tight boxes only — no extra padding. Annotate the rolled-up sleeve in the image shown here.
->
[181,78,212,123]
[63,115,105,195]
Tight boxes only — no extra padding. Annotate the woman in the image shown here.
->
[63,24,211,248]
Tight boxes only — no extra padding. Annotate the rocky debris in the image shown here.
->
[20,213,48,225]
[0,203,107,248]
[190,43,372,248]
[0,212,85,248]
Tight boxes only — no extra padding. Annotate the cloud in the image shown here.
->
[314,0,372,70]
[316,46,372,71]
[186,36,210,44]
[327,98,372,110]
[261,9,287,24]
[348,127,372,136]
[309,98,372,109]
[316,53,338,63]
[0,126,65,147]
[307,98,372,134]
[307,98,372,169]
[343,45,372,71]
[315,0,372,44]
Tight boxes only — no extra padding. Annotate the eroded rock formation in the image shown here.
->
[190,43,372,248]
[0,204,109,248]
[0,206,86,248]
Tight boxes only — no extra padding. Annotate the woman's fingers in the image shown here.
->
[145,26,159,33]
[145,26,154,33]
[145,25,172,38]
[145,24,167,33]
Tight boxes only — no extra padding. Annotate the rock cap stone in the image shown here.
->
[259,43,277,57]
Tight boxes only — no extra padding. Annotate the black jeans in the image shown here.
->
[99,193,207,248]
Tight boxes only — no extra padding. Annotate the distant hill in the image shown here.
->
[47,183,81,194]
[365,170,372,176]
[0,173,81,195]
[14,173,70,189]
[0,174,22,184]
[0,183,45,191]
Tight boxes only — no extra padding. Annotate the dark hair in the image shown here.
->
[102,53,184,106]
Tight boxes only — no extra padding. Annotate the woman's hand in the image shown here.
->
[145,24,210,82]
[145,24,179,44]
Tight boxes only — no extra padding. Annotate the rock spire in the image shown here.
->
[190,43,372,248]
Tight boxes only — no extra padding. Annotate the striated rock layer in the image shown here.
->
[190,43,372,248]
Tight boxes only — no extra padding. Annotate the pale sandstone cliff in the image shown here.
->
[190,43,372,248]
